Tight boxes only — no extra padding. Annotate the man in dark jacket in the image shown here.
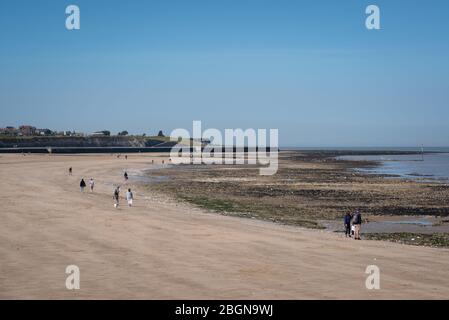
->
[80,179,86,192]
[344,212,352,237]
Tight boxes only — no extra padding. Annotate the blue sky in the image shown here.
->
[1,0,448,147]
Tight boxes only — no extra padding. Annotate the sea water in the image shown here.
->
[338,151,449,182]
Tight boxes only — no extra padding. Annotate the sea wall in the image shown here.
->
[0,136,167,148]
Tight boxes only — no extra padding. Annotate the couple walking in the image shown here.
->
[113,186,134,208]
[344,210,362,240]
[79,178,95,193]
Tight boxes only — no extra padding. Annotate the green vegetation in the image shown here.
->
[173,193,325,229]
[180,195,237,212]
[365,233,449,248]
[0,135,77,140]
[148,181,324,229]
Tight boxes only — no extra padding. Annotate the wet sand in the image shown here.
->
[1,153,449,299]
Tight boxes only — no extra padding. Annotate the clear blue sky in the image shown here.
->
[1,0,448,147]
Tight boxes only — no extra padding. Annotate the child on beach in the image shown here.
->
[80,179,86,192]
[126,189,134,207]
[89,178,95,192]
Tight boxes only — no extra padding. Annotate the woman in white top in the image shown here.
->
[126,189,134,207]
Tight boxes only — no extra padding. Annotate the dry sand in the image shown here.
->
[0,153,448,299]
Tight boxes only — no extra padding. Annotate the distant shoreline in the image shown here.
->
[0,146,440,155]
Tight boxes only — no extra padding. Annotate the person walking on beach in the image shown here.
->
[113,187,120,208]
[344,212,352,238]
[353,210,362,240]
[126,188,134,207]
[124,172,128,181]
[80,179,86,192]
[89,178,95,192]
[69,167,72,176]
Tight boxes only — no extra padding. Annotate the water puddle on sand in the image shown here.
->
[128,165,171,184]
[382,219,432,226]
[100,164,171,190]
[322,216,449,234]
[129,174,169,184]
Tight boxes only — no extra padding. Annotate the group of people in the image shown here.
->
[74,167,134,210]
[74,162,364,235]
[344,210,362,240]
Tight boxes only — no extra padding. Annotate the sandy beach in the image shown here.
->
[1,153,448,299]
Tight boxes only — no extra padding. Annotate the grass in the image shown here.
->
[177,194,325,229]
[180,195,237,212]
[365,233,449,248]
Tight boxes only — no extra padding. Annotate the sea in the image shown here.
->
[334,148,449,183]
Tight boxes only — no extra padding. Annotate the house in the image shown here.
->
[63,131,83,137]
[0,126,19,136]
[19,125,37,136]
[91,131,111,137]
[37,129,53,136]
